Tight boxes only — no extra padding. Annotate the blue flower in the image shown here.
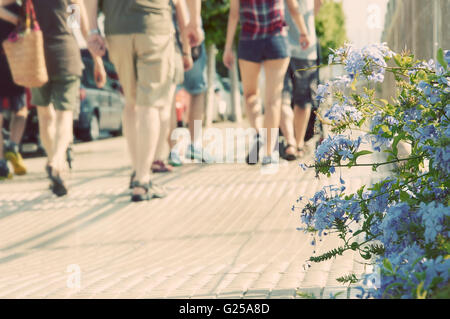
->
[316,83,330,103]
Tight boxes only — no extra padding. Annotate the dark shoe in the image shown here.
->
[48,167,68,197]
[283,144,298,161]
[129,171,137,189]
[131,182,151,202]
[152,160,174,173]
[0,160,12,181]
[5,143,27,175]
[246,134,262,165]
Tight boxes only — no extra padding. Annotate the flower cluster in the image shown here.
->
[328,43,395,82]
[295,46,450,299]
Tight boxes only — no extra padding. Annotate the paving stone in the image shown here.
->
[0,132,377,299]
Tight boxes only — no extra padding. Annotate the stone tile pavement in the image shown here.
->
[0,135,382,299]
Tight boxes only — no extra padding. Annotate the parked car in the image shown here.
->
[74,50,125,141]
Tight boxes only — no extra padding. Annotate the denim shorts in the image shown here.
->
[0,94,26,113]
[181,42,207,95]
[238,35,289,63]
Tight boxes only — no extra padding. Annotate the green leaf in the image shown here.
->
[354,150,373,158]
[437,48,447,70]
[383,259,393,273]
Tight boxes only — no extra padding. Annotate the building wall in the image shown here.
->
[381,0,449,98]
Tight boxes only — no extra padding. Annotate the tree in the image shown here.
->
[315,0,348,65]
[202,0,234,77]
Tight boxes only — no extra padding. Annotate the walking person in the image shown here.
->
[31,0,106,197]
[152,0,193,173]
[168,0,213,166]
[280,0,322,160]
[0,0,28,180]
[223,0,311,165]
[85,0,203,202]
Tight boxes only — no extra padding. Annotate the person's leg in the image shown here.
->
[134,106,160,190]
[0,112,3,159]
[49,110,73,172]
[280,103,297,158]
[131,33,175,199]
[183,43,208,161]
[188,92,205,146]
[5,100,28,175]
[262,58,290,157]
[36,106,56,163]
[122,103,138,171]
[9,102,27,146]
[0,112,11,180]
[294,104,312,151]
[279,64,297,159]
[152,84,175,173]
[106,35,139,176]
[290,59,318,155]
[238,59,262,130]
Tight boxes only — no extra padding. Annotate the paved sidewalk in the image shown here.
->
[0,135,376,299]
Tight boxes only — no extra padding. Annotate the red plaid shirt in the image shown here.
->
[240,0,287,40]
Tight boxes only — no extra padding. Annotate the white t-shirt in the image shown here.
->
[285,0,318,61]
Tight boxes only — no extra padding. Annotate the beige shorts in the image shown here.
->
[106,33,175,108]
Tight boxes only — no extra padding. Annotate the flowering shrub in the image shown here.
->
[294,43,450,299]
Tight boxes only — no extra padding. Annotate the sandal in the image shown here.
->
[131,182,151,202]
[283,144,298,161]
[47,166,68,197]
[297,147,306,159]
[152,160,174,173]
[129,171,137,189]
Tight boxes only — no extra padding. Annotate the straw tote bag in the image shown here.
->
[2,0,48,88]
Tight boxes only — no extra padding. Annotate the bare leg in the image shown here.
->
[134,106,160,195]
[188,92,205,146]
[0,114,4,159]
[262,58,290,156]
[294,104,312,150]
[155,85,175,161]
[238,59,263,131]
[9,107,27,145]
[50,110,73,172]
[122,103,138,172]
[37,106,56,163]
[168,89,178,149]
[280,102,297,156]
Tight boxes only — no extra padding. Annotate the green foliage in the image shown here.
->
[202,0,231,49]
[315,0,348,64]
[201,0,235,76]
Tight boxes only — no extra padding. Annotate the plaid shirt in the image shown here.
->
[240,0,287,40]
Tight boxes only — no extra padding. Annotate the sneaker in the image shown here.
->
[246,134,263,165]
[168,150,183,167]
[261,155,279,166]
[5,142,27,175]
[152,160,174,173]
[0,160,12,181]
[187,144,214,163]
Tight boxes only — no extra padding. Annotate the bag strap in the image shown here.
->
[25,0,40,31]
